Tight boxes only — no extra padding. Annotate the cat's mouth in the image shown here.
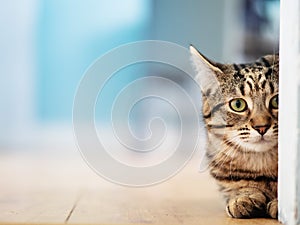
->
[259,136,268,141]
[252,136,272,144]
[257,138,271,144]
[247,133,275,142]
[239,134,278,152]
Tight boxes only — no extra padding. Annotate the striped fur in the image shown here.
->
[190,46,279,219]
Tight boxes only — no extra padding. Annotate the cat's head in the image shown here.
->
[190,45,279,153]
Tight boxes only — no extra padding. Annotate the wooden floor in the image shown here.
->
[0,147,281,225]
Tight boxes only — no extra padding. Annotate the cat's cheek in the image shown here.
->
[225,111,249,126]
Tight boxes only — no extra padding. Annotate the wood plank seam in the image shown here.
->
[64,194,81,224]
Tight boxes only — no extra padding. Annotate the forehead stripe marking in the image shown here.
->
[233,64,245,79]
[258,73,262,81]
[233,64,240,70]
[265,68,272,79]
[249,75,255,82]
[261,80,267,89]
[246,81,253,90]
[240,64,246,69]
[269,81,275,94]
[240,84,245,95]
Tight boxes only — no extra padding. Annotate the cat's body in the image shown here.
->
[190,46,279,218]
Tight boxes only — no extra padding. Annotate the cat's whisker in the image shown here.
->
[211,138,241,170]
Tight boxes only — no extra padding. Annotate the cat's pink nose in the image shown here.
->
[252,125,270,136]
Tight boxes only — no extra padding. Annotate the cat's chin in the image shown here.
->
[240,139,277,153]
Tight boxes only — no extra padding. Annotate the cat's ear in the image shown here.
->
[189,45,223,74]
[189,45,223,93]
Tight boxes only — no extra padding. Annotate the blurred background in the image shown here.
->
[0,0,279,150]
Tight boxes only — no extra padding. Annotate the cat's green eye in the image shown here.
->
[270,95,278,109]
[229,98,248,112]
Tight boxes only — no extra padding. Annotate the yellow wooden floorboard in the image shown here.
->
[0,151,281,225]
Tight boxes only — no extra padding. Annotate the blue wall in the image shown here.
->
[36,0,228,122]
[36,0,152,121]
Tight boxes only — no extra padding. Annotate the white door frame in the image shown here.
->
[278,0,300,224]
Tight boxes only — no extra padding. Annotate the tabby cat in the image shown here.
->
[190,45,279,219]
